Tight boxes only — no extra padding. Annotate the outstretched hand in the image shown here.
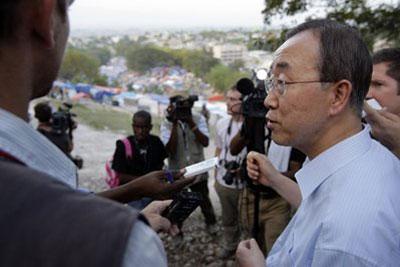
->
[364,101,400,158]
[141,200,179,235]
[136,169,195,200]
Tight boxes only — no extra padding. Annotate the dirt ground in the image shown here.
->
[73,123,236,267]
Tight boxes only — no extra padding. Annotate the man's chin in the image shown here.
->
[271,132,291,146]
[31,84,53,100]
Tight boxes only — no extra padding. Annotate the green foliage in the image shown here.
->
[115,36,140,57]
[88,47,112,66]
[205,64,248,93]
[262,0,400,49]
[229,59,245,71]
[93,75,108,86]
[125,46,219,78]
[52,101,162,135]
[59,48,103,84]
[126,46,178,73]
[180,50,220,78]
[248,31,288,52]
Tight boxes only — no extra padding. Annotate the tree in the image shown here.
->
[205,64,248,93]
[262,0,400,48]
[126,46,178,73]
[88,47,112,66]
[115,36,140,57]
[59,48,103,84]
[180,50,220,79]
[229,59,245,71]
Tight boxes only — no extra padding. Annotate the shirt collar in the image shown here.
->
[0,107,77,188]
[295,127,372,201]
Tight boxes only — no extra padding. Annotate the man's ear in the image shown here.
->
[32,0,56,48]
[328,80,353,116]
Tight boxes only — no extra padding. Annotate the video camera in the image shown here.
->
[51,102,76,139]
[236,69,268,119]
[166,95,199,122]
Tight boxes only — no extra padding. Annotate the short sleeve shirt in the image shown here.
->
[112,135,167,177]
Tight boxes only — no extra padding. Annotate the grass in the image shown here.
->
[51,100,162,135]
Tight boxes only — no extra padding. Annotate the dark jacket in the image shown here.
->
[0,159,139,267]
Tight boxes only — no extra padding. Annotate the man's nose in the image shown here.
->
[366,87,374,100]
[265,91,278,110]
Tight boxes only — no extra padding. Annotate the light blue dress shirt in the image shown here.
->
[266,128,400,266]
[0,107,167,267]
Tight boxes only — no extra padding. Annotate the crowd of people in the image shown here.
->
[0,0,399,266]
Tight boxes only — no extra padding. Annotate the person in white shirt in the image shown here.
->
[214,85,247,258]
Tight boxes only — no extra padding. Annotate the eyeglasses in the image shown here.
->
[265,78,332,95]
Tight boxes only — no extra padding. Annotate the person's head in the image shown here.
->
[226,85,242,116]
[0,0,73,103]
[367,48,400,115]
[265,19,372,156]
[132,110,152,142]
[34,102,52,123]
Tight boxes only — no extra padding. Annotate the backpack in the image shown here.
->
[104,138,133,188]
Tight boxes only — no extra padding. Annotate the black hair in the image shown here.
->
[169,95,184,104]
[372,48,400,94]
[133,110,152,125]
[34,102,52,123]
[286,19,372,115]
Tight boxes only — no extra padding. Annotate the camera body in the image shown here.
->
[236,78,267,119]
[51,111,69,135]
[166,95,199,122]
[222,160,241,185]
[51,102,76,137]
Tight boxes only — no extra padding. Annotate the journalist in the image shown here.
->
[34,101,73,155]
[0,1,193,266]
[214,85,247,258]
[237,19,400,266]
[161,95,217,234]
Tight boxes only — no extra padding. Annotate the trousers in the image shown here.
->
[215,181,241,251]
[239,187,290,255]
[190,180,216,225]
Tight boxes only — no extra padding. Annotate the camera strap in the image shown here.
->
[222,119,242,165]
[178,121,190,163]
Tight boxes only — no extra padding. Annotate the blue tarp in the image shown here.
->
[75,83,92,94]
[92,90,115,102]
[149,94,169,105]
[53,81,75,90]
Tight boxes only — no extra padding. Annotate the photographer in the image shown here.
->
[34,102,73,156]
[161,95,217,234]
[229,75,305,255]
[214,85,247,259]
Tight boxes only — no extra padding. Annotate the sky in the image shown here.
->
[69,0,266,30]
